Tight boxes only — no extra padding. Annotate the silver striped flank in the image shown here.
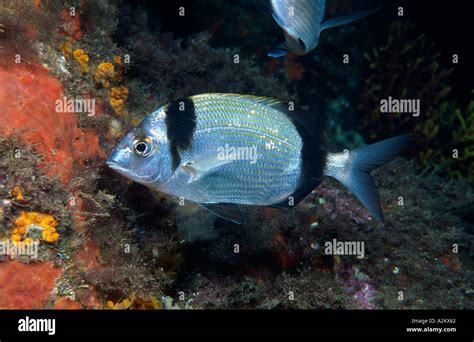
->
[168,94,304,205]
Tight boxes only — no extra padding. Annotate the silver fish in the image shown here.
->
[107,94,409,224]
[269,0,379,57]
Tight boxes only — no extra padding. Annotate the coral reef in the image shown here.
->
[53,296,83,309]
[94,62,117,88]
[0,260,63,309]
[0,61,101,185]
[0,1,63,68]
[106,296,164,310]
[9,186,24,201]
[109,85,129,115]
[12,210,60,244]
[0,136,72,244]
[73,48,89,75]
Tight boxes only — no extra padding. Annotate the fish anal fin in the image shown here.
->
[270,177,321,208]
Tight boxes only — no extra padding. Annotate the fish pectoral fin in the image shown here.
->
[183,156,233,183]
[199,203,244,225]
[320,7,380,32]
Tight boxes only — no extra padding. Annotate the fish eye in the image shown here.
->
[133,139,153,157]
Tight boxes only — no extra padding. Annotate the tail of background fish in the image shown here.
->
[323,136,410,222]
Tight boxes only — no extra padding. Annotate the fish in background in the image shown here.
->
[268,0,379,57]
[107,94,409,224]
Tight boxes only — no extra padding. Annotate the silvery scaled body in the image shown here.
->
[268,0,379,58]
[108,93,409,223]
[270,0,326,55]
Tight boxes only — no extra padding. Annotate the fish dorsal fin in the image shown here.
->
[219,93,283,107]
[192,93,281,107]
[182,154,234,183]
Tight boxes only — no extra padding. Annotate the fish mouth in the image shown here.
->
[106,159,155,184]
[106,159,127,173]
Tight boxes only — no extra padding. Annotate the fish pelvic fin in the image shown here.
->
[199,203,244,225]
[323,135,410,222]
[268,43,289,58]
[320,7,380,32]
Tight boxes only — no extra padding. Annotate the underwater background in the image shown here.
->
[0,0,472,310]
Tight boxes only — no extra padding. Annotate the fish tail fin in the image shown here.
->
[320,7,380,32]
[323,135,410,222]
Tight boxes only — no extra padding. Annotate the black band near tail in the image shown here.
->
[165,97,197,171]
[271,103,327,208]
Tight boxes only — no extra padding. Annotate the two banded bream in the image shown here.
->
[107,94,409,224]
[268,0,379,57]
